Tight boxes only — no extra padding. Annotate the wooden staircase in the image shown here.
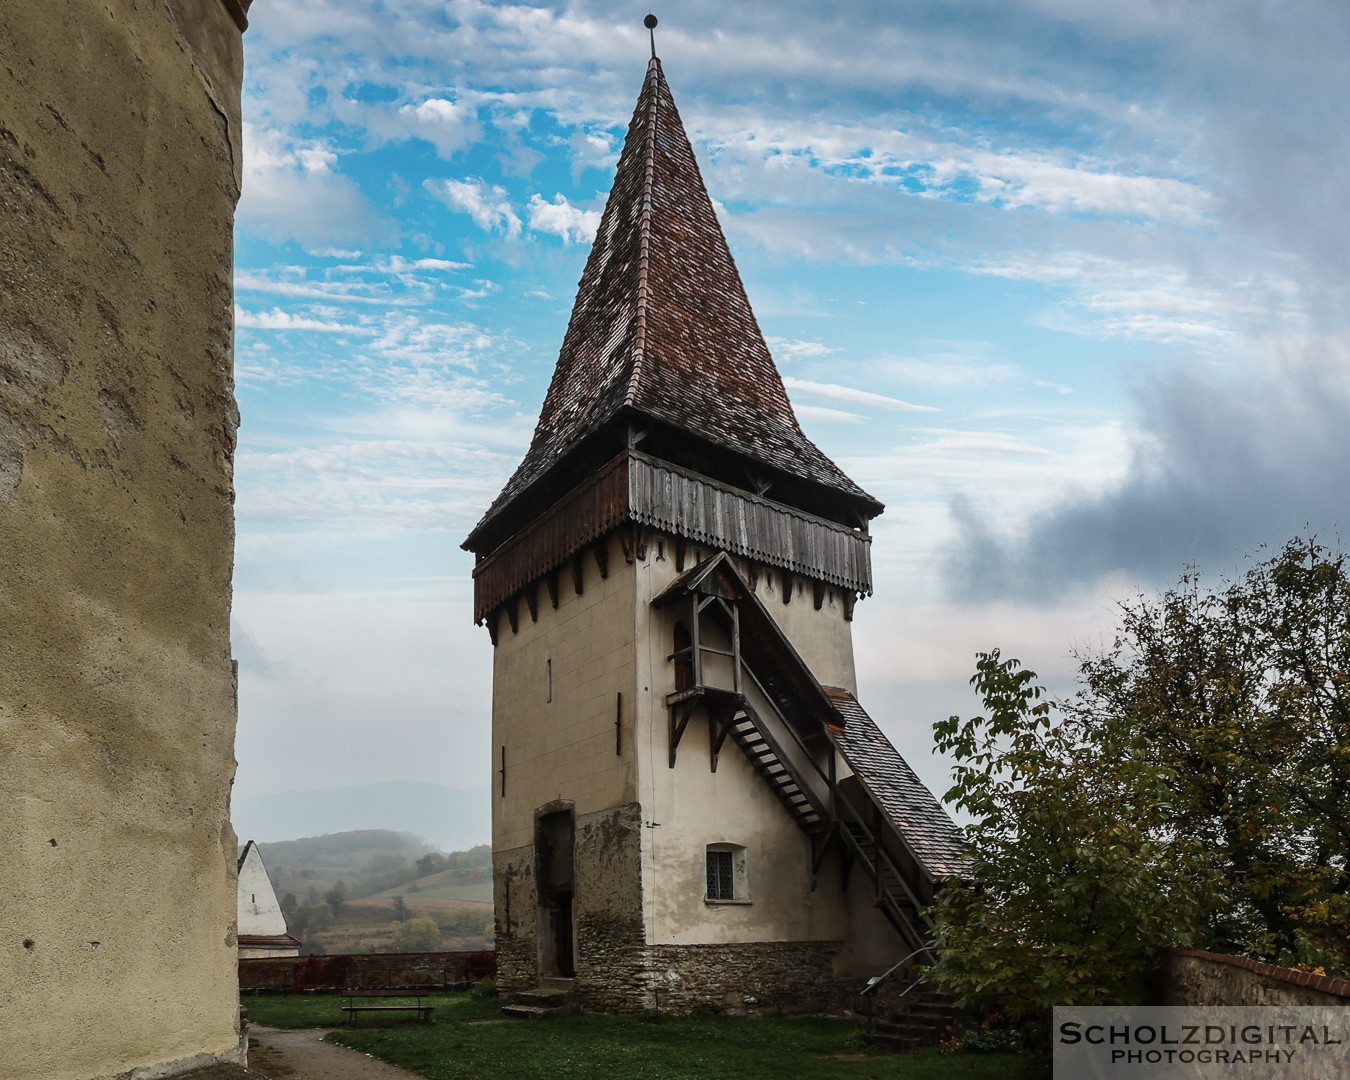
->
[725,700,828,834]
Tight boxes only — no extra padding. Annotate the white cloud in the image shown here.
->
[398,97,480,158]
[784,376,938,413]
[525,193,601,244]
[237,123,390,247]
[425,177,522,238]
[766,337,839,362]
[794,403,865,425]
[234,306,368,333]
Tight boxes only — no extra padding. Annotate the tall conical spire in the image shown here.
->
[468,44,880,551]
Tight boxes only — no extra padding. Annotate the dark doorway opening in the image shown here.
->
[535,809,575,978]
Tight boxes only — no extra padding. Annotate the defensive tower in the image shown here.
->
[464,30,964,1014]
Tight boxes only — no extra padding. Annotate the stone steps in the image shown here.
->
[860,989,957,1052]
[501,983,577,1020]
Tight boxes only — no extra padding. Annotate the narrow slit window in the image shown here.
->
[546,658,552,702]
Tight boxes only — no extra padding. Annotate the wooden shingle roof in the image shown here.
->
[824,687,970,879]
[467,57,879,551]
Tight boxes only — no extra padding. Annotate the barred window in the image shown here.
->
[706,849,734,900]
[705,843,747,902]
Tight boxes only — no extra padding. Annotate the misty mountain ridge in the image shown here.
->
[232,779,489,854]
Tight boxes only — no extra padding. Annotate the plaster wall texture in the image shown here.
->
[0,2,245,1077]
[237,847,286,939]
[489,533,638,855]
[632,545,890,955]
[487,527,893,996]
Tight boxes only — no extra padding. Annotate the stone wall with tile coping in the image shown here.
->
[1163,949,1350,1006]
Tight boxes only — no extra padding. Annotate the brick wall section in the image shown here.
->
[238,951,495,992]
[1163,949,1350,1006]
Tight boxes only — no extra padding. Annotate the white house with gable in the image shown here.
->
[236,840,300,959]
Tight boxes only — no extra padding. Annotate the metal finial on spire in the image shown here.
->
[644,13,658,59]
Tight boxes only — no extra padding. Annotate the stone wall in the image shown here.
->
[492,845,539,992]
[239,951,497,992]
[573,803,648,1011]
[1163,949,1350,1007]
[0,2,249,1078]
[642,940,849,1015]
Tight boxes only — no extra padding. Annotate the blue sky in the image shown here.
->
[230,0,1350,837]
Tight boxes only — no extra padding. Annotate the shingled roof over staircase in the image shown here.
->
[466,56,880,553]
[824,688,970,879]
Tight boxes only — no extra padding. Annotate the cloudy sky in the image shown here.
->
[230,0,1350,838]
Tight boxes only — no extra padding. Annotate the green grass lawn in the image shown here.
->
[243,991,1040,1080]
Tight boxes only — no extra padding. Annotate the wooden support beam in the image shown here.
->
[674,537,686,572]
[668,700,695,768]
[525,584,539,623]
[708,702,735,773]
[731,600,742,695]
[813,580,826,611]
[486,611,500,646]
[810,832,832,888]
[689,594,702,687]
[546,571,560,609]
[506,597,519,635]
[782,571,793,605]
[843,593,857,622]
[618,524,648,564]
[569,554,585,596]
[594,539,609,579]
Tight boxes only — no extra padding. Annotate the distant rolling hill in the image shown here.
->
[232,780,489,854]
[369,866,493,905]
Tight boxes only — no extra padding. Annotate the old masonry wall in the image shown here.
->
[0,2,249,1078]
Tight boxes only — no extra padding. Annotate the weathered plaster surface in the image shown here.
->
[490,533,637,855]
[0,2,244,1077]
[635,545,890,957]
[488,525,902,1009]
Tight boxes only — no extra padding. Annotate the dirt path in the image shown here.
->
[248,1025,426,1080]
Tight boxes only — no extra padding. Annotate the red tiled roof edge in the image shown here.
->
[1170,948,1350,999]
[625,58,660,407]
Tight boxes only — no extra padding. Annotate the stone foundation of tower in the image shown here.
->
[493,802,647,1002]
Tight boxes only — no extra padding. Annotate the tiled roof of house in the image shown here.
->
[824,687,970,879]
[470,56,876,543]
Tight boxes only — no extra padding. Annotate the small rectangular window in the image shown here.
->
[706,849,734,901]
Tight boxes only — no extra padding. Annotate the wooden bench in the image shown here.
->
[340,987,435,1025]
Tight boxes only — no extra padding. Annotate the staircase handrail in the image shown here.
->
[861,946,937,997]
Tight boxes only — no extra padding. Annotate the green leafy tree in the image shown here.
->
[933,536,1350,1015]
[391,895,409,923]
[388,914,441,952]
[323,882,347,916]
